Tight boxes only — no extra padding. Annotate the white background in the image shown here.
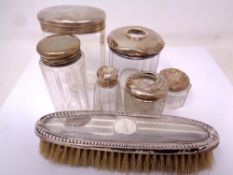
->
[1,0,233,105]
[1,1,233,174]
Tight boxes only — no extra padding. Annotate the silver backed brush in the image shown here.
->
[35,111,219,173]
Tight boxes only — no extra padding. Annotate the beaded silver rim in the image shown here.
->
[35,111,219,155]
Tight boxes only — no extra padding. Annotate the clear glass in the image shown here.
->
[109,50,159,87]
[165,85,191,109]
[124,91,165,114]
[43,30,107,88]
[93,83,122,111]
[40,54,89,111]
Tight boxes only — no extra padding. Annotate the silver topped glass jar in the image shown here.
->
[37,5,106,87]
[36,34,89,111]
[160,68,191,109]
[93,66,122,111]
[124,72,168,114]
[107,26,165,87]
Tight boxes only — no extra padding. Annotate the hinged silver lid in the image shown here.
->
[107,26,165,58]
[37,5,106,34]
[126,72,168,102]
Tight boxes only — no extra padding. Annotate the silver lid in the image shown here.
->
[159,68,190,92]
[107,26,165,58]
[126,72,168,102]
[37,5,106,34]
[36,34,81,66]
[35,111,219,155]
[97,66,118,87]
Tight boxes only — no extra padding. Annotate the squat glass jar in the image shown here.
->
[37,5,106,87]
[124,72,168,114]
[160,68,191,109]
[107,26,165,87]
[36,35,89,111]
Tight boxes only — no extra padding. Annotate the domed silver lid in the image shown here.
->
[107,26,165,59]
[38,5,106,34]
[97,66,118,87]
[159,68,190,92]
[126,72,168,102]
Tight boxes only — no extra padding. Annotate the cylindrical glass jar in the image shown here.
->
[93,66,122,111]
[107,26,165,87]
[160,68,191,109]
[36,35,89,111]
[37,5,106,87]
[124,72,168,114]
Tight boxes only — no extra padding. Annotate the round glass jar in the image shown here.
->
[36,34,89,111]
[93,66,122,111]
[37,5,106,87]
[159,68,191,109]
[124,72,168,114]
[107,26,165,87]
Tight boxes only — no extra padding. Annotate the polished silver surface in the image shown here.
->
[107,26,165,58]
[38,5,106,34]
[35,111,219,155]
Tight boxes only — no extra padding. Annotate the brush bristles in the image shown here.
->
[39,140,213,174]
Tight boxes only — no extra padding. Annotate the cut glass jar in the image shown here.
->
[107,26,165,87]
[93,66,122,111]
[160,68,191,109]
[36,34,89,111]
[124,72,168,114]
[37,5,106,87]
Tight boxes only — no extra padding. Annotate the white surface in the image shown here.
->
[0,47,233,174]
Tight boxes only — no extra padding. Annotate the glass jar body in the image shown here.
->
[124,90,165,114]
[93,83,122,112]
[109,50,159,87]
[39,55,89,111]
[43,30,107,88]
[165,85,191,109]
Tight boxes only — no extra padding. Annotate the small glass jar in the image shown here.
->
[36,35,89,111]
[37,5,106,87]
[93,66,122,111]
[159,68,191,109]
[124,72,168,114]
[107,26,165,87]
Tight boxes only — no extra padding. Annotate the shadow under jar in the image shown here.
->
[107,26,165,87]
[160,68,191,109]
[37,5,106,88]
[36,35,89,111]
[124,72,168,114]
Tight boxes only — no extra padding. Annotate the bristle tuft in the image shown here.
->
[143,154,150,172]
[109,152,115,170]
[136,154,142,172]
[122,153,128,172]
[116,152,122,171]
[95,150,101,169]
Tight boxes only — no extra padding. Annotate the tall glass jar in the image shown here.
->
[93,66,122,111]
[37,5,106,87]
[160,68,191,109]
[107,26,165,87]
[36,35,89,111]
[124,72,168,114]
